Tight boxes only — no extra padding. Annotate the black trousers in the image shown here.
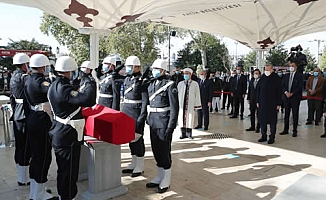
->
[261,123,276,140]
[284,99,301,132]
[180,127,192,137]
[250,103,260,129]
[150,128,172,170]
[53,141,81,200]
[129,137,145,157]
[13,120,31,166]
[233,96,244,117]
[222,93,232,109]
[98,97,113,108]
[308,99,322,123]
[26,111,52,183]
[197,104,209,128]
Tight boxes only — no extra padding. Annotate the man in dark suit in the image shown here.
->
[280,61,303,137]
[230,66,247,120]
[222,71,232,110]
[256,65,282,144]
[195,70,213,130]
[246,69,261,133]
[170,67,184,85]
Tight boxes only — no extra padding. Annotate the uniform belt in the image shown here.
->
[124,99,142,104]
[99,93,113,98]
[53,107,81,125]
[30,103,48,112]
[15,99,23,104]
[148,107,170,112]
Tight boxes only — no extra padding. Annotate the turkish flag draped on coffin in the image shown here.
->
[82,104,135,145]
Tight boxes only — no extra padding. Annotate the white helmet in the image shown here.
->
[13,53,30,65]
[125,56,140,66]
[102,56,116,65]
[151,59,168,71]
[55,56,78,72]
[80,61,95,69]
[29,54,50,68]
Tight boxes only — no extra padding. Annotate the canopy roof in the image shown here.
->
[1,0,325,49]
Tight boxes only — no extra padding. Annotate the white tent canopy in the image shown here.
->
[1,0,325,49]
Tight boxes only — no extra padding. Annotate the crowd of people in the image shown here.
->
[9,51,326,199]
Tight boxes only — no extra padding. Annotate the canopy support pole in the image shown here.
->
[90,33,99,79]
[256,49,266,71]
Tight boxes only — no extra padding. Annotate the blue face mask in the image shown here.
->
[126,66,133,74]
[278,73,282,77]
[226,74,230,77]
[216,74,220,78]
[152,69,161,78]
[175,71,179,75]
[323,72,326,77]
[102,64,109,73]
[184,75,190,80]
[314,72,319,77]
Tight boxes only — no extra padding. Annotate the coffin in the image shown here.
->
[82,104,135,145]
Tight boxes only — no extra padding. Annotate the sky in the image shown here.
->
[0,2,325,62]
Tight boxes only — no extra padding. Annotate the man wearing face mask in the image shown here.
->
[48,56,96,200]
[121,56,148,177]
[280,61,303,137]
[10,53,32,187]
[194,70,213,130]
[211,71,223,113]
[99,56,122,110]
[145,59,178,193]
[177,68,201,139]
[24,54,57,200]
[222,71,232,111]
[246,69,261,133]
[230,66,247,120]
[79,61,97,97]
[170,67,184,85]
[256,65,282,144]
[305,68,323,126]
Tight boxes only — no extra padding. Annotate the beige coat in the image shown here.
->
[177,80,201,128]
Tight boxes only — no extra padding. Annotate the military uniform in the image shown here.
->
[9,69,31,175]
[24,73,52,185]
[122,72,148,175]
[48,76,96,200]
[146,75,178,191]
[98,71,122,110]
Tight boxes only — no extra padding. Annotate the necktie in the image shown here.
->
[288,73,293,92]
[254,80,257,89]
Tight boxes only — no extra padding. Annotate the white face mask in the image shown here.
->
[254,74,259,79]
[80,67,87,73]
[231,74,235,77]
[199,75,205,80]
[289,67,295,72]
[236,70,241,74]
[265,71,271,76]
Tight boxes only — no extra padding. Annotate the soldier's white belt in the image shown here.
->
[148,107,170,112]
[53,107,84,141]
[15,99,23,104]
[99,93,113,98]
[123,99,142,104]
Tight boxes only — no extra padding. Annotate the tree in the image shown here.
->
[40,13,186,66]
[244,50,256,71]
[7,38,49,51]
[319,46,326,70]
[175,37,230,72]
[265,44,288,66]
[303,48,317,72]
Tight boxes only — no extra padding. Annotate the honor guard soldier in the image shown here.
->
[121,56,148,177]
[24,54,57,200]
[10,53,31,186]
[48,56,96,200]
[145,59,179,193]
[99,56,122,110]
[79,61,96,94]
